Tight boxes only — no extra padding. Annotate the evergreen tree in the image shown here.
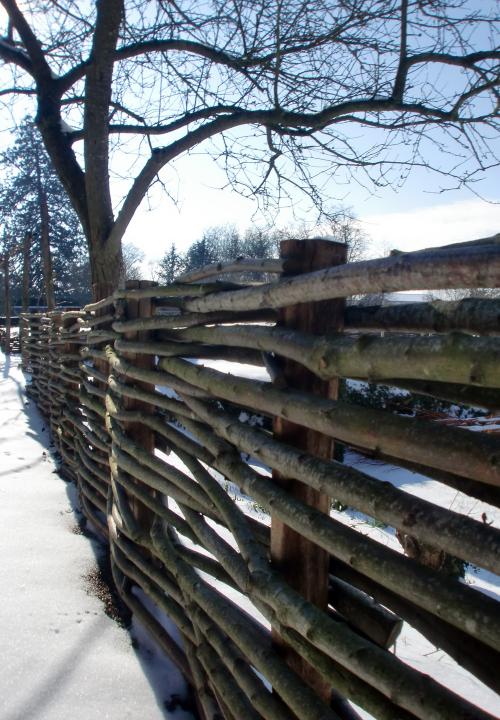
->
[158,243,185,285]
[242,227,277,260]
[183,234,219,273]
[202,225,242,262]
[0,118,90,308]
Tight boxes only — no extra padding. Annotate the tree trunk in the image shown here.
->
[83,0,124,303]
[89,232,124,301]
[34,145,55,310]
[3,252,12,354]
[39,188,55,310]
[22,231,31,312]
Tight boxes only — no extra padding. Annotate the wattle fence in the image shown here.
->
[20,236,500,720]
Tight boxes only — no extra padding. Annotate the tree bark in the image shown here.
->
[39,187,55,310]
[344,297,500,335]
[3,252,12,354]
[175,397,500,575]
[34,145,55,310]
[84,0,124,301]
[159,356,500,488]
[22,231,31,311]
[90,236,123,301]
[184,242,500,314]
[158,323,500,389]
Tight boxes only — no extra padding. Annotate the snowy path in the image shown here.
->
[0,353,191,720]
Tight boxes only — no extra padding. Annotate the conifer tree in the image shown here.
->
[0,119,90,308]
[158,243,185,285]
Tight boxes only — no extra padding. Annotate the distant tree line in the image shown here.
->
[156,215,369,285]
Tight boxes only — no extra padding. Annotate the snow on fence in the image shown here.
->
[19,236,500,720]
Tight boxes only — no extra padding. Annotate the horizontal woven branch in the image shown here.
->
[344,297,500,334]
[161,323,500,387]
[183,243,500,314]
[177,257,283,283]
[181,396,500,574]
[160,357,500,487]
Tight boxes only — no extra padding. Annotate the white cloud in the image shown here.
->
[360,199,500,254]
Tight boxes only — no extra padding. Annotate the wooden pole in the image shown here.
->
[271,238,347,703]
[121,280,158,532]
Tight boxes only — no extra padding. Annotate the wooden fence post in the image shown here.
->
[121,280,158,532]
[48,311,62,438]
[271,238,347,702]
[58,311,83,479]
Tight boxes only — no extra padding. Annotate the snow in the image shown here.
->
[0,352,192,720]
[191,357,271,382]
[345,449,500,530]
[384,291,427,303]
[60,119,77,134]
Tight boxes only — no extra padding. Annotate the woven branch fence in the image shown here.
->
[19,236,500,720]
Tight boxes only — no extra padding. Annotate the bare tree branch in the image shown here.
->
[0,0,498,297]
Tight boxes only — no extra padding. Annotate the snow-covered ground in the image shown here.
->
[0,352,192,720]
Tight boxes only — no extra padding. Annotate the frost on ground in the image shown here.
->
[0,352,193,720]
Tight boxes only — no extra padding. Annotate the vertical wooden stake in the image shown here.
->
[271,238,347,702]
[60,312,81,472]
[121,280,158,532]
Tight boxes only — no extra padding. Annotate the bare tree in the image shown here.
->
[0,0,498,299]
[122,242,145,280]
[277,212,371,261]
[324,214,371,263]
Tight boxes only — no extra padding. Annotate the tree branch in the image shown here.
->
[0,37,33,73]
[0,85,36,96]
[0,0,52,81]
[404,49,500,71]
[392,0,408,102]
